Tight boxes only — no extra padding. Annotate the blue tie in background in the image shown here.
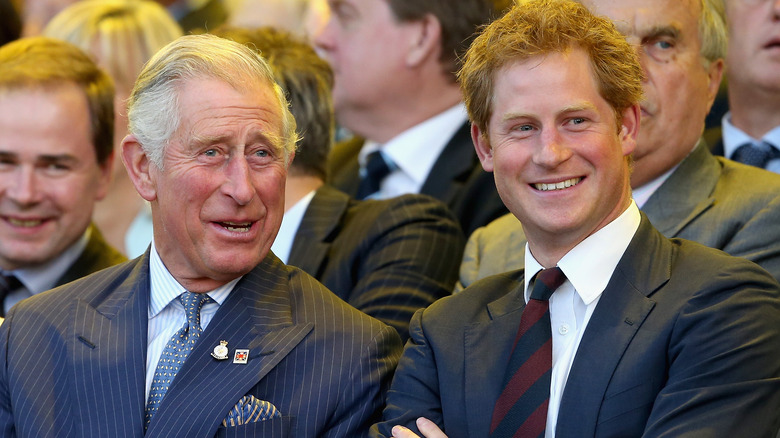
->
[145,291,213,428]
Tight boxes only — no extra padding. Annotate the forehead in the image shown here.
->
[586,0,701,39]
[491,50,606,117]
[0,84,95,157]
[174,77,284,140]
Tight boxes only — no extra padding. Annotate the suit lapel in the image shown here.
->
[463,273,526,437]
[288,186,350,277]
[642,142,720,237]
[146,254,312,437]
[555,217,668,437]
[69,256,150,437]
[420,122,478,205]
[328,136,364,197]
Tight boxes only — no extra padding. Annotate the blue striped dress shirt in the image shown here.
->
[145,243,239,403]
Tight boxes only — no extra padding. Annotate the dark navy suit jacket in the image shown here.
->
[373,215,780,437]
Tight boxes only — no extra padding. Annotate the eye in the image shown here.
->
[571,117,586,125]
[203,149,218,157]
[254,149,269,157]
[654,40,673,50]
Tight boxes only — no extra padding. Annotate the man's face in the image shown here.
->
[146,78,290,288]
[0,84,111,270]
[726,0,780,97]
[473,49,638,255]
[314,0,420,132]
[584,0,723,187]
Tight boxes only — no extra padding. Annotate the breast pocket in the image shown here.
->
[214,416,293,438]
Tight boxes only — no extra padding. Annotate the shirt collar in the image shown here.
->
[722,111,780,158]
[148,241,236,318]
[272,189,316,264]
[358,104,468,187]
[524,201,641,305]
[10,227,90,294]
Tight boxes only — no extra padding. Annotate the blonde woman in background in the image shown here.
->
[44,0,182,257]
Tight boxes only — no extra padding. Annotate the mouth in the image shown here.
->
[533,177,582,192]
[215,221,253,233]
[763,39,780,50]
[3,216,47,228]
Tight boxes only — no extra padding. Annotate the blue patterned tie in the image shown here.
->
[732,142,780,169]
[145,291,213,428]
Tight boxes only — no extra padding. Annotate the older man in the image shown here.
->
[372,1,780,437]
[315,0,510,235]
[711,0,780,172]
[0,37,125,316]
[457,0,780,287]
[214,26,465,342]
[0,34,402,437]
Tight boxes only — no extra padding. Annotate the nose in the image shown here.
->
[5,166,41,206]
[222,156,255,206]
[533,129,572,169]
[313,12,336,54]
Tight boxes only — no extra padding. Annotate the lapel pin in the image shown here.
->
[233,349,249,364]
[211,340,229,360]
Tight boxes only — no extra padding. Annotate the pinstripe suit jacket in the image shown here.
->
[0,251,402,437]
[327,122,508,236]
[456,142,780,289]
[288,185,465,341]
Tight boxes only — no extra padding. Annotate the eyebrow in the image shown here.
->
[191,131,285,152]
[499,103,597,123]
[0,151,79,163]
[641,24,681,42]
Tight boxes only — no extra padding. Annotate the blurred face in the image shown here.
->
[146,78,290,290]
[473,49,638,260]
[314,0,419,130]
[726,0,780,95]
[0,84,111,270]
[584,0,723,187]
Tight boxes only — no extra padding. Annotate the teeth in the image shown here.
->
[534,178,582,191]
[221,222,251,232]
[8,218,44,227]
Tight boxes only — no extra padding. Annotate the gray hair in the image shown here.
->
[126,33,298,168]
[699,0,727,65]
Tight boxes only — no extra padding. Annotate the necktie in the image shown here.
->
[490,267,567,438]
[0,273,24,317]
[732,142,780,169]
[356,150,392,200]
[145,291,213,427]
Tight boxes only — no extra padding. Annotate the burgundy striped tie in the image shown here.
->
[490,267,567,438]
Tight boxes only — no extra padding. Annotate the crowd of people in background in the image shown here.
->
[0,0,778,436]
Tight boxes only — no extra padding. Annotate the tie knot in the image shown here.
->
[357,151,393,199]
[530,267,566,301]
[0,273,23,293]
[179,291,212,326]
[733,142,780,168]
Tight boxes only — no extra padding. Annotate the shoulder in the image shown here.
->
[714,156,780,199]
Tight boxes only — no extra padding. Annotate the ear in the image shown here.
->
[471,122,495,172]
[121,134,157,202]
[619,104,641,157]
[94,151,114,201]
[704,58,725,113]
[405,13,442,68]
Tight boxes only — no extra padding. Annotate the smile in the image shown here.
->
[218,221,252,233]
[534,177,582,191]
[6,217,46,227]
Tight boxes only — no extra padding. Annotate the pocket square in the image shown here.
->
[222,395,281,427]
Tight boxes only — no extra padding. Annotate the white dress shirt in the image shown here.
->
[523,202,641,437]
[721,112,780,174]
[271,190,315,264]
[145,242,238,403]
[358,104,468,199]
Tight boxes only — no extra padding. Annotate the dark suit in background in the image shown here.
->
[457,142,780,288]
[328,123,508,236]
[0,252,402,437]
[373,215,780,437]
[55,224,127,286]
[288,185,464,341]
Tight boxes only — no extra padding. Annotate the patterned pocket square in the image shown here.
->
[222,395,281,427]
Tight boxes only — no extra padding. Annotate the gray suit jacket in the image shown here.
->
[374,215,780,437]
[0,251,402,437]
[457,142,780,289]
[288,185,464,341]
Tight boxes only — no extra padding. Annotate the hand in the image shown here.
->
[391,417,448,438]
